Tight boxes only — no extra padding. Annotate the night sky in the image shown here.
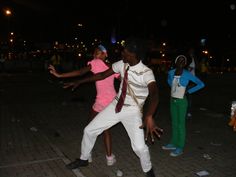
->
[1,0,236,46]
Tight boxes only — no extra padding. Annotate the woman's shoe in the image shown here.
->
[162,144,176,150]
[106,154,116,166]
[169,148,183,157]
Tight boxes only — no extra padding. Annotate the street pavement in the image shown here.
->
[0,71,236,177]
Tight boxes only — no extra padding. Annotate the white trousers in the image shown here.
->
[80,100,152,172]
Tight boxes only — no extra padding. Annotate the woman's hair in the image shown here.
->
[97,44,108,57]
[98,44,107,53]
[175,55,187,64]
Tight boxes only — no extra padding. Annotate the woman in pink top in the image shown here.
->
[48,45,119,166]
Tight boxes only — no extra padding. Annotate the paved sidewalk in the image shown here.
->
[0,72,236,177]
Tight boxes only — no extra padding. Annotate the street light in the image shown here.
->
[3,8,13,52]
[5,9,12,16]
[3,8,13,35]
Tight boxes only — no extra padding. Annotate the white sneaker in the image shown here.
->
[106,154,116,166]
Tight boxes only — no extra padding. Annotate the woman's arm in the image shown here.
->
[48,64,91,78]
[187,73,205,94]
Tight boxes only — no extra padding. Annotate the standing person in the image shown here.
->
[187,48,197,76]
[48,45,119,166]
[186,48,197,118]
[162,55,204,157]
[63,37,163,177]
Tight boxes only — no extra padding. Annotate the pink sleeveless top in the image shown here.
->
[87,58,119,112]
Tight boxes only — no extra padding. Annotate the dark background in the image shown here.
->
[1,0,236,43]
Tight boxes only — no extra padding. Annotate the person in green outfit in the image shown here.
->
[162,55,205,157]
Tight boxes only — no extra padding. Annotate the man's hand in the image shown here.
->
[139,116,163,144]
[63,81,81,91]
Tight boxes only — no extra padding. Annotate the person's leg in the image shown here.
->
[121,107,153,174]
[170,99,179,146]
[87,108,99,162]
[176,98,188,149]
[103,129,112,156]
[169,98,188,157]
[90,108,113,161]
[103,129,116,166]
[66,103,120,170]
[80,103,119,160]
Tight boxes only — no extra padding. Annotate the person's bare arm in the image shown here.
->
[140,82,163,143]
[63,68,115,91]
[145,82,159,117]
[48,64,91,78]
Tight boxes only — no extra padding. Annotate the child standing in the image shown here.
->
[162,55,205,157]
[48,45,119,166]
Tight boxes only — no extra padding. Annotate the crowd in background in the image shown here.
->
[0,43,235,76]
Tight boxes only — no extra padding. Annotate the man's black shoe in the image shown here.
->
[146,168,156,177]
[66,159,88,169]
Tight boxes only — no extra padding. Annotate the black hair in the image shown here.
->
[124,37,147,60]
